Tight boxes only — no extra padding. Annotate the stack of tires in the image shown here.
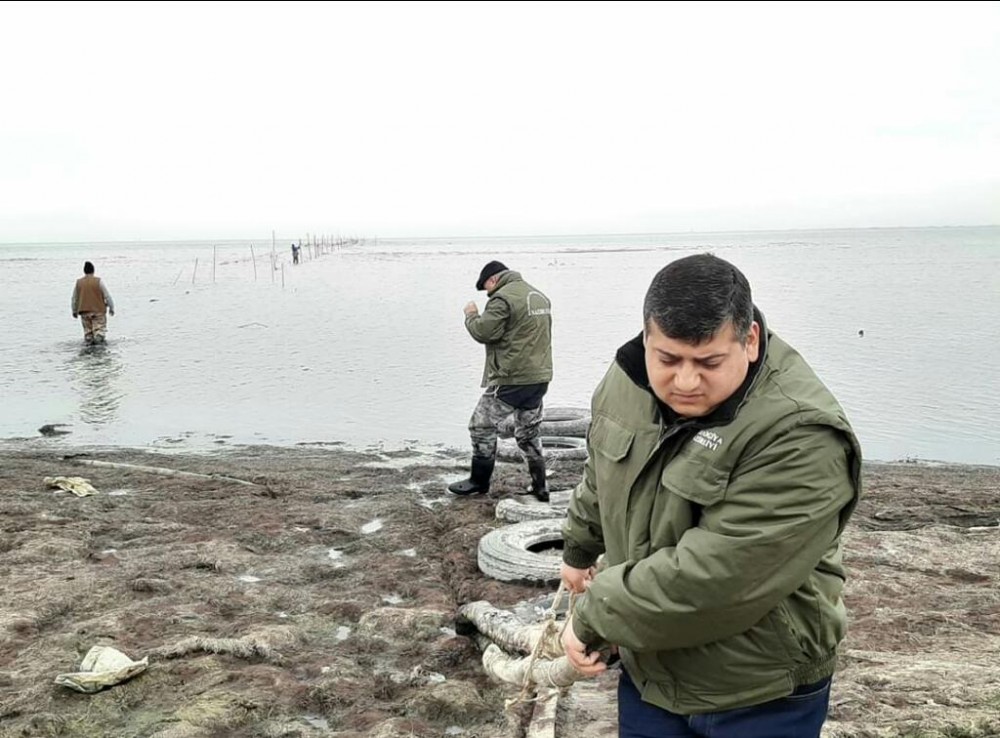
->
[480,407,589,584]
[495,406,590,463]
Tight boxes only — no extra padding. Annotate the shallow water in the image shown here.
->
[1,227,997,465]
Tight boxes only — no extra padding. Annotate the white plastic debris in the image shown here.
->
[54,646,148,693]
[44,476,99,497]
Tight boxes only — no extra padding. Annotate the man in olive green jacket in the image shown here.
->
[449,261,553,501]
[560,254,861,737]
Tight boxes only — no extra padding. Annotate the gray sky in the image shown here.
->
[2,0,998,242]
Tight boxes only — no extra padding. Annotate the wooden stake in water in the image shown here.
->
[213,245,217,283]
[192,258,198,285]
[281,262,285,289]
[250,245,257,281]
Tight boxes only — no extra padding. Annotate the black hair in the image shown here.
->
[83,261,95,274]
[642,253,753,344]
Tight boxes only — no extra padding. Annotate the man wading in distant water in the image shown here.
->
[449,261,553,502]
[71,261,115,345]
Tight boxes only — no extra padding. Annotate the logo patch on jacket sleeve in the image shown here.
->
[691,429,723,451]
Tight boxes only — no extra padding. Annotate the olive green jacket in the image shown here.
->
[562,314,861,714]
[465,270,553,387]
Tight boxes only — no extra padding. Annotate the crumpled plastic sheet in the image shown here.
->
[54,646,148,693]
[44,476,99,497]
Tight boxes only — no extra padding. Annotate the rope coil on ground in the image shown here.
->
[459,588,584,707]
[501,584,580,709]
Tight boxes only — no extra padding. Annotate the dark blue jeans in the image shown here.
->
[618,668,831,738]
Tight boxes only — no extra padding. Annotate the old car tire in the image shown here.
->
[540,407,590,438]
[494,490,571,523]
[542,407,590,423]
[497,407,590,439]
[539,418,589,437]
[496,436,588,463]
[499,418,589,438]
[477,519,565,584]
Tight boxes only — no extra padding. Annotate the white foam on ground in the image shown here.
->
[361,446,467,470]
[303,714,330,729]
[418,496,453,509]
[361,518,383,534]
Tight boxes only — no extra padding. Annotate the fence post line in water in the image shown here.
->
[250,245,257,281]
[192,258,198,285]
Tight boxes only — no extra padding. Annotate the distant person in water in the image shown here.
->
[292,243,300,264]
[71,261,115,344]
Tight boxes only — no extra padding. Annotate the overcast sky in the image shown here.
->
[2,1,997,242]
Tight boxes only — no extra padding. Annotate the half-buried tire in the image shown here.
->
[477,519,565,584]
[541,406,590,423]
[539,418,590,437]
[496,406,591,439]
[496,436,588,463]
[540,406,591,438]
[494,491,571,522]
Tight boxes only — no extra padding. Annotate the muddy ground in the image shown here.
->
[0,441,998,738]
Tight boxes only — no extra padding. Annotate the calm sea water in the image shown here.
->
[1,227,997,465]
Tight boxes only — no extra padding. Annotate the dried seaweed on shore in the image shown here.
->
[0,445,997,737]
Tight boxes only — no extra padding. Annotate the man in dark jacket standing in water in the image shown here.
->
[449,260,553,502]
[560,254,861,737]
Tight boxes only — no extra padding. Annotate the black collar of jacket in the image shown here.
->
[615,307,769,428]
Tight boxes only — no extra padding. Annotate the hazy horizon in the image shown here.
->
[2,222,998,248]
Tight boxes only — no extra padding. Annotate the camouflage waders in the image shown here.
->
[448,388,548,501]
[80,313,108,344]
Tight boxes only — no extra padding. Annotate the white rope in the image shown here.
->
[504,583,577,709]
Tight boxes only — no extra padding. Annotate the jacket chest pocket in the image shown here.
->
[651,449,732,545]
[588,415,637,509]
